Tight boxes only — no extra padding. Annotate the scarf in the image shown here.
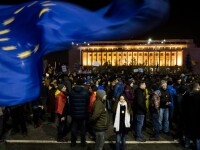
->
[114,101,130,132]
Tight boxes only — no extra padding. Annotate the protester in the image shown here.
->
[55,84,68,142]
[134,81,147,142]
[149,90,161,141]
[90,90,109,150]
[69,78,90,147]
[113,94,133,150]
[159,80,171,134]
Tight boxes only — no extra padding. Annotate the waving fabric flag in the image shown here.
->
[0,0,169,106]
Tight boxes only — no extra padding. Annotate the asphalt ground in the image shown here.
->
[0,113,194,150]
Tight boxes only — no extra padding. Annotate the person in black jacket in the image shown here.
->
[69,78,90,147]
[134,81,147,142]
[184,82,200,150]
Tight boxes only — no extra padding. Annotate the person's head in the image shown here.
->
[128,79,134,87]
[91,84,97,92]
[119,94,127,104]
[96,90,107,101]
[154,90,161,96]
[139,81,146,90]
[115,77,121,83]
[76,78,85,85]
[58,84,67,92]
[177,78,182,85]
[161,80,167,90]
[192,82,199,90]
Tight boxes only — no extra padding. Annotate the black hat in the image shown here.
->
[58,84,65,90]
[76,78,85,85]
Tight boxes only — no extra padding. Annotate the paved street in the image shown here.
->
[0,114,193,150]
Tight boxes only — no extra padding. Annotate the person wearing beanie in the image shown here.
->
[149,90,161,141]
[58,84,65,91]
[90,89,109,150]
[96,90,106,100]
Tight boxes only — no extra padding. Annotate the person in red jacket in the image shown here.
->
[55,84,68,142]
[87,85,97,140]
[88,85,97,113]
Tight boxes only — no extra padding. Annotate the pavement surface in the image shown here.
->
[0,113,194,150]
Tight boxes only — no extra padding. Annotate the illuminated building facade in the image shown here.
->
[67,39,200,72]
[80,39,190,67]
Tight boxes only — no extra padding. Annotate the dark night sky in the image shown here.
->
[1,0,200,42]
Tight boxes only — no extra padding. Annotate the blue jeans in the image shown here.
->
[135,115,145,139]
[115,133,126,150]
[95,131,105,150]
[159,108,169,132]
[152,113,160,138]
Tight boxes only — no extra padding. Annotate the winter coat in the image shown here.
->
[167,85,176,108]
[90,97,109,132]
[47,89,56,113]
[187,90,200,138]
[112,100,133,134]
[149,93,160,114]
[134,88,147,115]
[160,88,171,108]
[114,82,124,99]
[69,85,90,119]
[88,91,96,113]
[124,85,135,107]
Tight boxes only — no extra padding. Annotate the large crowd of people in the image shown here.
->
[0,63,200,150]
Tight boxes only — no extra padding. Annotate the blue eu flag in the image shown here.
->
[0,0,169,106]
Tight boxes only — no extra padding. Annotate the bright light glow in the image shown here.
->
[81,45,184,67]
[177,51,182,66]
